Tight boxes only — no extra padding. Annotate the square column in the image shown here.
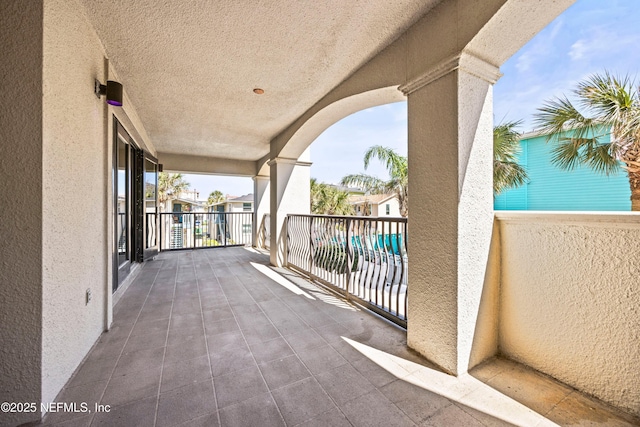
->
[268,149,311,266]
[252,175,270,248]
[402,53,500,375]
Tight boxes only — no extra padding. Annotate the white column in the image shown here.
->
[402,52,500,375]
[268,148,311,266]
[252,175,270,248]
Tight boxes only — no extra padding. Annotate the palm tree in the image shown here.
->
[158,172,190,211]
[206,190,225,209]
[340,146,408,217]
[534,72,640,210]
[494,120,529,195]
[310,179,355,215]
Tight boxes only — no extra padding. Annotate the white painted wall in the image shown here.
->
[498,212,640,417]
[377,197,401,217]
[41,0,156,409]
[0,2,44,425]
[41,0,110,406]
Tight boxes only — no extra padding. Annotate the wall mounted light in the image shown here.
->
[95,79,123,106]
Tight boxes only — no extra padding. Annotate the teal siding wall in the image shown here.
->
[494,133,631,211]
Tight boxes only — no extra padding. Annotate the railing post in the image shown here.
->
[309,216,314,275]
[345,218,351,300]
[285,214,289,266]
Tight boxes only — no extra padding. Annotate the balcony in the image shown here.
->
[40,247,637,426]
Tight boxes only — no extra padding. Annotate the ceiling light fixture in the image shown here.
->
[253,88,264,95]
[95,79,124,106]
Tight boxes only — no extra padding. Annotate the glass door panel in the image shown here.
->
[116,135,129,269]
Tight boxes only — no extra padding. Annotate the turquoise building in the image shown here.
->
[494,131,631,211]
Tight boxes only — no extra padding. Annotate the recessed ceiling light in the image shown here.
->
[253,88,264,94]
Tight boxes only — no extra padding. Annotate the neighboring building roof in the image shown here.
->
[211,193,254,207]
[227,194,253,202]
[329,184,365,195]
[348,194,397,205]
[170,197,205,207]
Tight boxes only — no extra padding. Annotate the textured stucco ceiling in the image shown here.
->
[78,0,440,161]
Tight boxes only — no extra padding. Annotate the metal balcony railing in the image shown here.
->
[287,214,408,327]
[257,213,271,250]
[159,212,253,251]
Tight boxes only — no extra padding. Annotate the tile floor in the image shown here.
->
[40,248,639,427]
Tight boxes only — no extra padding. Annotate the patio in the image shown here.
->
[41,248,638,427]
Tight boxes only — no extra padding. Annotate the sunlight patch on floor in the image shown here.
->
[341,337,560,427]
[250,262,316,299]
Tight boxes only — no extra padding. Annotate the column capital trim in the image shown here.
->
[399,52,502,95]
[253,175,270,181]
[268,157,312,167]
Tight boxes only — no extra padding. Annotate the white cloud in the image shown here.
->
[569,39,587,60]
[515,19,564,73]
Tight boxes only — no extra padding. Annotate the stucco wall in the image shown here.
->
[0,2,44,425]
[41,0,110,406]
[498,212,640,416]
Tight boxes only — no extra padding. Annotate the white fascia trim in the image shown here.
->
[399,52,502,95]
[267,157,313,167]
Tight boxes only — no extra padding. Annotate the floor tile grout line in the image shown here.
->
[215,253,288,424]
[194,252,222,427]
[227,250,358,426]
[157,249,417,426]
[87,262,163,427]
[152,257,179,427]
[200,248,413,426]
[237,250,422,426]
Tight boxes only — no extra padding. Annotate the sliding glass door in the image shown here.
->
[113,119,157,291]
[115,125,131,289]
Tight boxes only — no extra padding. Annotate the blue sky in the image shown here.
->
[185,0,640,197]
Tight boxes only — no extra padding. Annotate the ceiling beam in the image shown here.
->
[157,152,257,176]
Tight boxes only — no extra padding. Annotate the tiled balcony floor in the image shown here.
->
[42,248,639,427]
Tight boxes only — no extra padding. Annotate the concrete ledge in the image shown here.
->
[495,210,640,226]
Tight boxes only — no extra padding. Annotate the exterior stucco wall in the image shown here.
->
[41,0,109,406]
[269,148,311,266]
[407,64,496,375]
[0,2,44,425]
[498,212,640,416]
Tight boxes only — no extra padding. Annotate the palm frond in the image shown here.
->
[494,161,528,195]
[363,145,408,180]
[310,179,354,215]
[535,72,640,178]
[340,173,387,195]
[493,120,528,194]
[584,142,620,175]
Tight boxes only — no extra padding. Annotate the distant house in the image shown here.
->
[495,130,631,211]
[209,194,254,241]
[162,191,207,213]
[210,193,254,213]
[349,194,401,217]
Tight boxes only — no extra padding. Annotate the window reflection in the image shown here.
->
[145,159,157,248]
[117,138,128,258]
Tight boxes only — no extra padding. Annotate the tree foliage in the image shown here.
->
[340,146,408,217]
[158,172,190,207]
[534,72,640,210]
[310,179,355,215]
[494,120,529,195]
[206,190,225,207]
